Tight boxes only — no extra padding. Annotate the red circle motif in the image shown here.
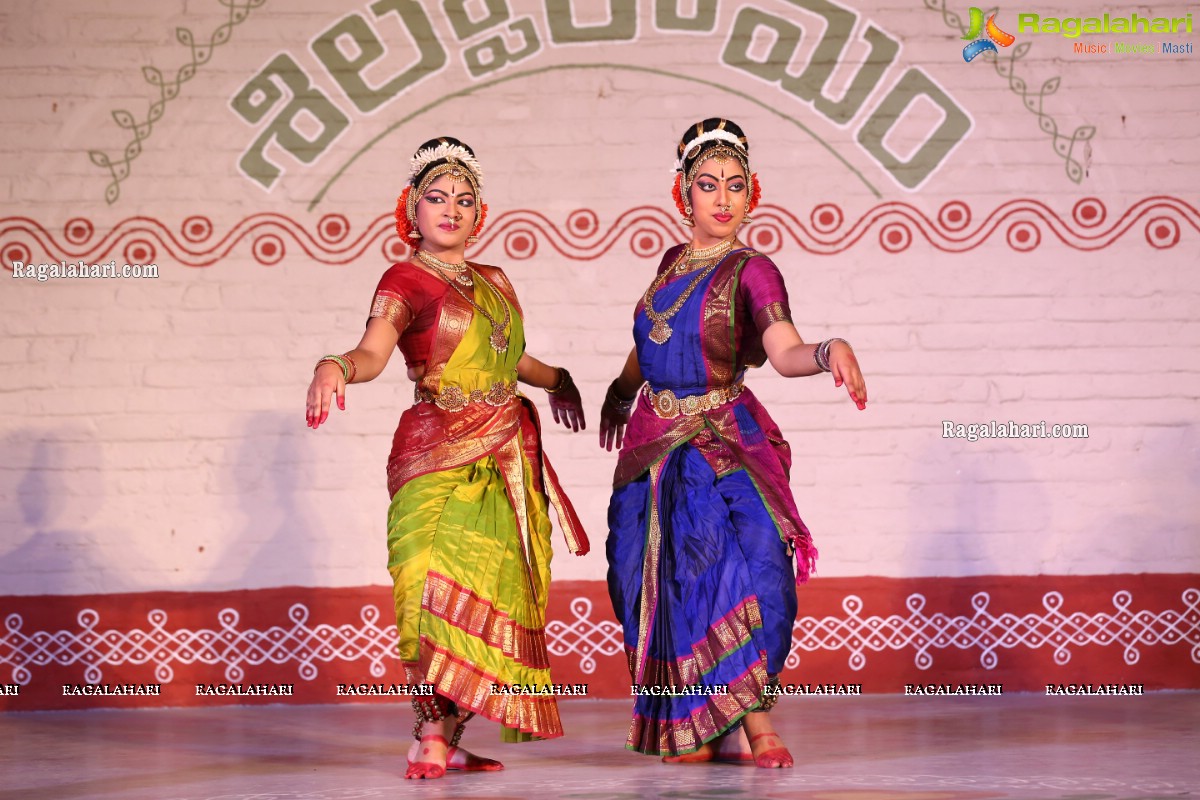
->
[504,230,537,260]
[124,239,156,265]
[252,234,285,265]
[1144,216,1180,249]
[568,210,598,237]
[630,228,663,257]
[318,214,350,244]
[181,216,214,244]
[748,223,782,255]
[937,201,971,232]
[64,218,94,245]
[879,222,911,253]
[3,242,32,270]
[1071,198,1106,228]
[811,204,843,234]
[1006,222,1041,251]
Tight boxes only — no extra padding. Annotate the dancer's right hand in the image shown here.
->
[599,394,631,451]
[306,362,345,429]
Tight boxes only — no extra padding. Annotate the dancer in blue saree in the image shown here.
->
[599,118,868,768]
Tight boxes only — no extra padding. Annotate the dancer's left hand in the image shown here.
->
[548,381,586,432]
[829,341,868,410]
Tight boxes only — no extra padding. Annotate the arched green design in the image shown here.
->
[307,62,882,211]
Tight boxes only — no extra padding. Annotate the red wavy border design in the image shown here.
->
[2,197,1197,269]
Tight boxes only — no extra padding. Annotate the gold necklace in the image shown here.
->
[674,237,738,274]
[438,267,512,353]
[416,249,472,286]
[642,239,735,345]
[689,237,737,260]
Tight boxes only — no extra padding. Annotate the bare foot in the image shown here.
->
[405,716,455,779]
[405,734,449,779]
[662,726,753,764]
[742,712,793,769]
[662,741,716,764]
[445,744,504,771]
[713,726,753,762]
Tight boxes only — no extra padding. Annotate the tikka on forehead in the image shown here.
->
[675,120,750,196]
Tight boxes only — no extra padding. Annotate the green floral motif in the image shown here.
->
[926,0,1096,183]
[88,0,266,205]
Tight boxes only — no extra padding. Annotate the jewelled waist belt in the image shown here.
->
[415,380,518,412]
[643,381,744,419]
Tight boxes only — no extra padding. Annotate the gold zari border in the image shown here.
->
[369,291,414,334]
[419,639,563,739]
[421,571,549,669]
[627,659,769,755]
[633,598,764,688]
[753,301,791,330]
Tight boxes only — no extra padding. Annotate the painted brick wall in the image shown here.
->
[1,0,1198,600]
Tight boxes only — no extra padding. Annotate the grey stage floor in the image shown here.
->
[0,694,1196,799]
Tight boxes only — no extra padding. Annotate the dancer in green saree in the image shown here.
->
[305,137,589,779]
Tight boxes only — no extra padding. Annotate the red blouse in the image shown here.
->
[367,262,449,370]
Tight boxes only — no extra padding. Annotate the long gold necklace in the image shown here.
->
[415,249,472,286]
[642,238,736,344]
[450,269,512,353]
[414,251,510,351]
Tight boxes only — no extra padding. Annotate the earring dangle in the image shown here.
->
[681,204,695,228]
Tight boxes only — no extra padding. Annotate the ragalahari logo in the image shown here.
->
[962,7,1016,61]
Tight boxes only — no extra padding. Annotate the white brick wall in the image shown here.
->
[1,0,1198,595]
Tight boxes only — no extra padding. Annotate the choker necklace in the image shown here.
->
[416,249,472,286]
[675,237,737,274]
[688,237,736,261]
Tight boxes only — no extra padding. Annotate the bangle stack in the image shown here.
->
[813,338,849,373]
[316,353,358,383]
[605,379,636,415]
[545,367,573,394]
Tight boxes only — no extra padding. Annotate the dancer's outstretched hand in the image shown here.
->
[547,380,586,432]
[306,362,345,429]
[599,393,632,451]
[829,341,867,410]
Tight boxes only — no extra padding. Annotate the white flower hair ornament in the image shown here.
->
[673,128,748,173]
[408,142,484,185]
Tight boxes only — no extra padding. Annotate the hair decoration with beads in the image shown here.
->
[673,128,747,173]
[408,141,484,186]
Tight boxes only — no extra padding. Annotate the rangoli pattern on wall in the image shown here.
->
[4,589,1196,686]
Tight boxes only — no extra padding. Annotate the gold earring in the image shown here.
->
[681,204,694,227]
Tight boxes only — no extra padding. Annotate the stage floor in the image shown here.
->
[1,693,1196,799]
